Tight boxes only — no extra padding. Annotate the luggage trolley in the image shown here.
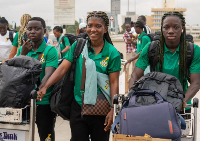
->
[0,90,38,141]
[113,94,199,141]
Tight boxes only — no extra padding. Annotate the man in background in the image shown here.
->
[137,15,151,34]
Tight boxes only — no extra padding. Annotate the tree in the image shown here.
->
[118,23,125,34]
[65,21,79,35]
[46,26,52,33]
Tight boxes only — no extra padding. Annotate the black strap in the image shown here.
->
[139,34,147,45]
[186,42,194,83]
[8,31,14,42]
[69,38,86,81]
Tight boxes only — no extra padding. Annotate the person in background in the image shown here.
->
[8,14,32,59]
[123,23,137,76]
[0,17,16,62]
[137,15,151,34]
[17,17,58,141]
[76,23,87,35]
[53,26,70,59]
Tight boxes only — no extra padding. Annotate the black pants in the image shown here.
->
[36,105,56,141]
[70,99,110,141]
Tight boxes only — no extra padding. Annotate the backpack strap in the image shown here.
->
[62,36,66,47]
[8,31,14,43]
[148,40,160,72]
[186,42,194,82]
[140,34,147,45]
[69,38,86,81]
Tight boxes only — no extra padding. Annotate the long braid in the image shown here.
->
[86,11,113,45]
[156,11,187,90]
[18,14,32,47]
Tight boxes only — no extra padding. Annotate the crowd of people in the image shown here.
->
[0,10,200,141]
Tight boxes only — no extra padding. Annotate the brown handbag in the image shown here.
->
[81,57,111,116]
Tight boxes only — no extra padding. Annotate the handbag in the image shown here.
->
[81,57,111,116]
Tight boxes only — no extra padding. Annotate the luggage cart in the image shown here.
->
[113,95,199,141]
[0,90,38,141]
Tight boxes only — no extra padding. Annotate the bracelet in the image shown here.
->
[110,105,114,108]
[130,58,133,62]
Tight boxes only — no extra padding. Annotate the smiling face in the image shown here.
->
[26,20,46,42]
[0,23,8,36]
[125,24,131,32]
[162,16,183,45]
[87,17,108,41]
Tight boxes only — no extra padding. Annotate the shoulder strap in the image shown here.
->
[81,57,86,90]
[148,40,160,72]
[186,42,194,82]
[62,36,65,47]
[37,44,48,61]
[69,38,86,81]
[9,31,14,42]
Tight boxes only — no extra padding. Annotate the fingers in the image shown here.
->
[104,117,112,131]
[25,39,30,43]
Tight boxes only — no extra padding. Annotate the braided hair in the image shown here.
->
[156,11,187,89]
[18,14,32,47]
[86,11,113,45]
[135,21,147,33]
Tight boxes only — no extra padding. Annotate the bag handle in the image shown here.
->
[81,57,86,91]
[129,89,164,106]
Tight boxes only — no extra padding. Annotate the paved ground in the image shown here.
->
[34,90,200,141]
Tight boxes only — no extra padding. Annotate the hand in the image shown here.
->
[181,101,187,111]
[127,38,132,44]
[125,59,132,65]
[104,108,114,132]
[58,52,61,56]
[21,39,32,55]
[37,86,47,101]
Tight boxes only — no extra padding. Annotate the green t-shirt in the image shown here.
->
[64,39,121,106]
[12,32,19,47]
[57,36,70,58]
[17,39,58,105]
[137,31,151,54]
[136,42,200,108]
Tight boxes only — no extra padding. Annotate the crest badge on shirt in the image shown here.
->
[40,54,45,63]
[100,57,109,67]
[104,80,110,89]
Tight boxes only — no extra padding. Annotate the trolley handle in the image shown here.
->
[30,89,40,99]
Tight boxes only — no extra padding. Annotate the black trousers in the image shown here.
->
[36,105,56,141]
[70,99,110,141]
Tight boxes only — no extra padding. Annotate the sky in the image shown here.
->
[0,0,199,29]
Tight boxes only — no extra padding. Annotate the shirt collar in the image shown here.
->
[88,38,110,57]
[31,39,46,54]
[138,31,146,40]
[164,43,180,53]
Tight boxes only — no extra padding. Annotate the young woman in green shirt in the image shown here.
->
[130,11,200,113]
[38,11,121,141]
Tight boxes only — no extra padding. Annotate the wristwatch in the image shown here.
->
[130,58,133,62]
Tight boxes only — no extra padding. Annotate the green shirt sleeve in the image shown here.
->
[45,47,59,68]
[12,32,19,47]
[107,51,121,73]
[16,46,22,56]
[64,41,77,63]
[190,44,200,73]
[141,36,151,50]
[64,37,70,46]
[135,42,151,71]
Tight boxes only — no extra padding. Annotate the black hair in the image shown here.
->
[28,17,46,28]
[53,26,63,33]
[156,11,187,90]
[0,17,10,30]
[135,21,147,33]
[138,15,146,22]
[87,11,113,45]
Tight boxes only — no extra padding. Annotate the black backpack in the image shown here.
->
[129,72,184,113]
[148,40,194,82]
[49,38,86,120]
[8,30,17,43]
[0,56,42,108]
[62,32,88,46]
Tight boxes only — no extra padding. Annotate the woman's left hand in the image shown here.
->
[104,108,114,132]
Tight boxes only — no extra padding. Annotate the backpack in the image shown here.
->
[0,56,42,108]
[148,40,194,82]
[49,38,86,120]
[62,32,88,46]
[8,30,17,43]
[129,72,185,113]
